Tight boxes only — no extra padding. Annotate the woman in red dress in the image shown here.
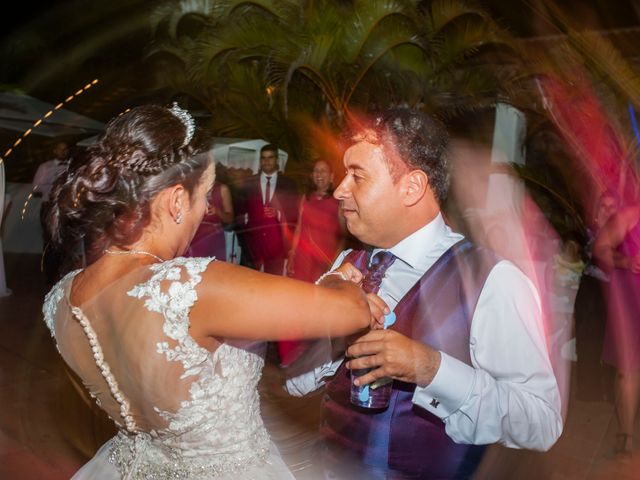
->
[287,160,345,282]
[279,160,346,365]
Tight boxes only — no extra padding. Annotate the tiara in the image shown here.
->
[169,102,195,148]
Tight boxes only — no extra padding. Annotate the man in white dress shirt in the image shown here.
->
[286,108,562,479]
[32,141,71,284]
[32,141,70,203]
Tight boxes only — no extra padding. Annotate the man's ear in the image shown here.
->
[402,170,429,207]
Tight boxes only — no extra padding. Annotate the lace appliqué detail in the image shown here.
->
[110,256,273,477]
[128,257,212,377]
[44,257,274,477]
[42,269,81,337]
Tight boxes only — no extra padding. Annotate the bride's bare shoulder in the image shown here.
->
[69,259,153,307]
[200,259,266,284]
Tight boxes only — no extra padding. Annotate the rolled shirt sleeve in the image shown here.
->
[412,261,563,451]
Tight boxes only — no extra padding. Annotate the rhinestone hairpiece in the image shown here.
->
[169,102,195,148]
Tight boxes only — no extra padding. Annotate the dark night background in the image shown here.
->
[1,0,640,183]
[2,0,640,112]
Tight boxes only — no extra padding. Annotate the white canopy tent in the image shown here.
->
[0,92,105,137]
[211,137,288,173]
[76,133,101,147]
[0,92,105,293]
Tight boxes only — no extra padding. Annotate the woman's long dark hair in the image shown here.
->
[47,105,210,272]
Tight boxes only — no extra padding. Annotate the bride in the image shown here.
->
[43,104,380,479]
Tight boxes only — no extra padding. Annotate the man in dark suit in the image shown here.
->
[237,144,299,275]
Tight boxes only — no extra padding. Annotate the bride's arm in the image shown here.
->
[191,261,371,341]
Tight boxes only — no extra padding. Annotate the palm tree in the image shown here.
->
[147,0,521,163]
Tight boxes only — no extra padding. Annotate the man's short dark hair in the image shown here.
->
[260,143,278,155]
[349,107,450,204]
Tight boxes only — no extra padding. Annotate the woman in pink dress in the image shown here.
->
[596,203,640,457]
[279,160,345,366]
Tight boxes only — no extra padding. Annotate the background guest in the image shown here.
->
[595,202,640,458]
[546,232,585,363]
[32,141,71,284]
[280,159,346,366]
[574,191,618,403]
[236,144,299,274]
[287,159,345,282]
[186,177,233,260]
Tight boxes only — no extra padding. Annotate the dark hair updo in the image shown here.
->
[47,104,211,268]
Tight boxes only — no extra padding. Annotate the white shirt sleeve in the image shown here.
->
[285,354,345,397]
[412,261,563,451]
[285,250,352,396]
[32,162,49,191]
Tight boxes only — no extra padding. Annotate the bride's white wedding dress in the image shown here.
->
[43,257,293,479]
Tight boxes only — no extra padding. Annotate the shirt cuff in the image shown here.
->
[318,358,344,381]
[284,358,344,396]
[412,352,475,419]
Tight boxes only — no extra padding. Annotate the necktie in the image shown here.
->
[361,251,396,294]
[265,176,272,205]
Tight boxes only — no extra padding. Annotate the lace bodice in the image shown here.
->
[43,257,272,479]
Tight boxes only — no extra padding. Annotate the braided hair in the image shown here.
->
[47,104,210,269]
